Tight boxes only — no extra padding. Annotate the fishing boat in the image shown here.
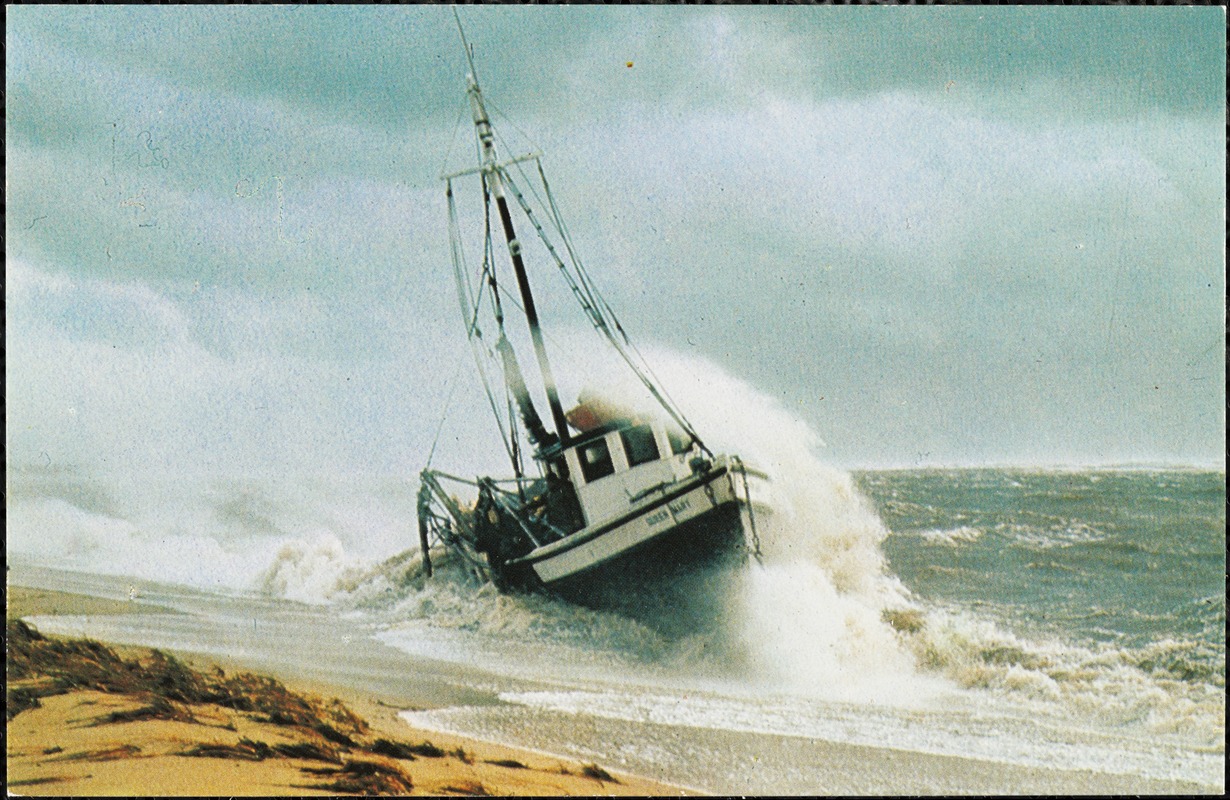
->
[416,17,764,631]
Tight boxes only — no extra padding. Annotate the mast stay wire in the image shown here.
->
[447,121,555,475]
[498,164,710,457]
[479,255,635,412]
[481,173,524,480]
[531,160,704,452]
[438,98,471,184]
[447,178,518,470]
[484,102,626,342]
[485,89,670,433]
[424,355,466,470]
[454,53,710,460]
[482,114,709,455]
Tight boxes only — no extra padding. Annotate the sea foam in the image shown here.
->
[416,343,939,699]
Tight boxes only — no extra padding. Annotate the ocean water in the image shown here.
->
[6,349,1224,796]
[362,465,1225,791]
[866,467,1226,760]
[9,461,1223,792]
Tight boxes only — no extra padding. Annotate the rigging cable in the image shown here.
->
[533,159,702,446]
[449,57,709,461]
[424,357,465,469]
[447,178,517,469]
[438,98,471,182]
[500,165,711,458]
[481,172,525,480]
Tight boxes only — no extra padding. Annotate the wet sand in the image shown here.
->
[5,586,180,619]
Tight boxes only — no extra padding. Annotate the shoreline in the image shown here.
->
[6,574,1221,796]
[5,584,694,796]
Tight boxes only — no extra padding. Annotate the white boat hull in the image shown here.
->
[501,460,747,635]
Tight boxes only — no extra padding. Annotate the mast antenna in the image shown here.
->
[454,8,479,83]
[452,5,572,451]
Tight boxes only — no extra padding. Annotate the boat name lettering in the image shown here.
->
[645,508,670,527]
[668,498,691,516]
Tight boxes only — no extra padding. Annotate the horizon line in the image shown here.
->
[845,458,1226,472]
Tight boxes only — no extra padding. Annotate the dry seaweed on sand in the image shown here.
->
[88,695,196,726]
[11,619,426,796]
[299,758,415,795]
[365,738,422,760]
[7,620,368,743]
[485,758,528,769]
[391,740,446,758]
[7,683,50,719]
[138,648,216,703]
[324,697,369,734]
[180,737,274,761]
[216,672,338,728]
[7,619,141,701]
[273,741,343,763]
[411,740,446,758]
[7,619,196,703]
[182,738,343,765]
[7,619,660,796]
[46,744,143,762]
[312,721,358,747]
[581,762,620,783]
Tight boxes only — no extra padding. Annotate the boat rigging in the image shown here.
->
[416,12,763,631]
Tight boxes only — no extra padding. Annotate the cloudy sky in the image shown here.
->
[7,5,1225,475]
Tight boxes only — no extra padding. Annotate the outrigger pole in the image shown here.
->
[455,12,571,450]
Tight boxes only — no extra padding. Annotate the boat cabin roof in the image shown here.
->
[536,419,634,460]
[537,416,691,471]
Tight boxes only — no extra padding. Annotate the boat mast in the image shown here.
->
[460,31,571,450]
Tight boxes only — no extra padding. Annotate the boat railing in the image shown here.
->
[729,456,763,563]
[417,469,489,582]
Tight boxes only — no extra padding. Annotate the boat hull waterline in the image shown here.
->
[542,499,748,637]
[512,463,741,585]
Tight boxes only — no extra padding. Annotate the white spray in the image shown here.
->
[563,341,933,702]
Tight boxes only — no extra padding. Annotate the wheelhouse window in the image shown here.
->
[621,424,660,468]
[578,438,615,483]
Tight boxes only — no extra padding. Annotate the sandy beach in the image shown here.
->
[6,570,1219,797]
[5,585,691,797]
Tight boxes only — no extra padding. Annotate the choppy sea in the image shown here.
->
[7,460,1224,793]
